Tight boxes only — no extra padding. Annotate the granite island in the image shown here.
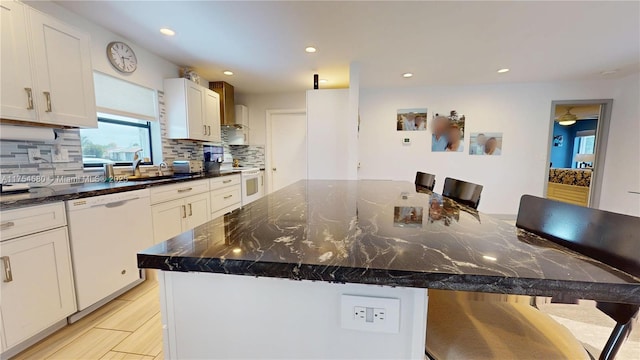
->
[138,180,640,359]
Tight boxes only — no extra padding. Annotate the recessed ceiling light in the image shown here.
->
[482,255,497,261]
[497,68,510,73]
[600,69,618,76]
[402,72,413,78]
[223,70,234,76]
[319,79,328,83]
[305,46,317,53]
[159,28,175,36]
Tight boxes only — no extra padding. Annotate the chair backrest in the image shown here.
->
[516,195,640,278]
[516,195,639,359]
[415,172,436,191]
[442,177,483,209]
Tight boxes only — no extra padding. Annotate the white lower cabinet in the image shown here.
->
[150,182,211,244]
[210,175,241,219]
[0,202,75,355]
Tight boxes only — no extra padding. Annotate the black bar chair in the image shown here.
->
[442,177,483,209]
[516,195,640,360]
[415,172,436,191]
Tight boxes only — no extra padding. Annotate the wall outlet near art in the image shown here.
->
[403,138,411,145]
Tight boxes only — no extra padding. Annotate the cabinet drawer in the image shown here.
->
[210,186,241,214]
[150,179,209,205]
[0,202,66,242]
[210,175,241,191]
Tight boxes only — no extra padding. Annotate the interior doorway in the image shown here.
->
[545,99,613,208]
[266,109,307,193]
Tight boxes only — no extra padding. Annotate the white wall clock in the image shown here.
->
[106,41,138,73]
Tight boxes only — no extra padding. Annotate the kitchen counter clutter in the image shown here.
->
[139,180,639,304]
[0,170,241,210]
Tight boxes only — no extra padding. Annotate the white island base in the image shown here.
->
[158,271,428,359]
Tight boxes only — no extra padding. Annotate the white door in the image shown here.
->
[28,8,96,128]
[185,192,210,229]
[151,199,186,244]
[0,1,38,122]
[269,112,307,192]
[0,228,76,348]
[186,82,206,140]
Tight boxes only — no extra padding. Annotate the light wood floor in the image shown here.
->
[13,280,162,360]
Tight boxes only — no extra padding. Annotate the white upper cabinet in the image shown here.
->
[28,7,96,127]
[204,89,221,142]
[0,1,37,122]
[164,78,221,142]
[0,1,97,128]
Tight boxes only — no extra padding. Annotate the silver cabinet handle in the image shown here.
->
[181,205,187,219]
[177,187,192,193]
[0,221,15,230]
[2,256,12,283]
[208,126,211,136]
[25,88,34,110]
[188,203,193,216]
[43,91,52,112]
[272,168,277,171]
[203,125,207,135]
[261,175,263,186]
[224,195,233,199]
[223,179,232,184]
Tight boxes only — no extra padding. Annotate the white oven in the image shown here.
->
[241,168,263,205]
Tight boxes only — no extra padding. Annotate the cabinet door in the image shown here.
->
[151,199,187,244]
[185,81,206,140]
[185,192,210,230]
[0,1,37,122]
[204,89,221,142]
[28,8,97,128]
[0,227,76,348]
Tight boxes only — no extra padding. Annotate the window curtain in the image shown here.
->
[93,71,157,121]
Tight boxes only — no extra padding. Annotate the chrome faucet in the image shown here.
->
[158,162,168,176]
[132,152,143,177]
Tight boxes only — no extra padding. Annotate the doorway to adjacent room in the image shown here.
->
[266,109,307,193]
[545,99,613,208]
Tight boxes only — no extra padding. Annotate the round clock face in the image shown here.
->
[106,41,137,73]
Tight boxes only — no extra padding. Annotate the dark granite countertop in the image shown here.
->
[0,171,241,210]
[138,180,640,304]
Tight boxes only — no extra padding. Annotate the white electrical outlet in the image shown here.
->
[341,295,400,333]
[27,148,41,163]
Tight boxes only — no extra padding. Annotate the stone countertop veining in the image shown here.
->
[138,180,640,304]
[0,171,241,210]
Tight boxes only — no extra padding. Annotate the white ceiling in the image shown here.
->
[55,1,640,94]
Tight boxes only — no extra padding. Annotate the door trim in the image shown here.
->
[545,99,613,208]
[266,109,306,194]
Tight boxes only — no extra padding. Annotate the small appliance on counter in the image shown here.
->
[173,160,204,175]
[203,145,224,175]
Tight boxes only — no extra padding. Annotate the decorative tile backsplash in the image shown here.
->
[221,128,265,168]
[0,128,85,185]
[229,145,265,168]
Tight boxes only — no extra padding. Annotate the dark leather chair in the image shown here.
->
[415,172,436,191]
[442,177,483,209]
[516,195,640,360]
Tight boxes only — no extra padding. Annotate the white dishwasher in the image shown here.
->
[66,189,153,312]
